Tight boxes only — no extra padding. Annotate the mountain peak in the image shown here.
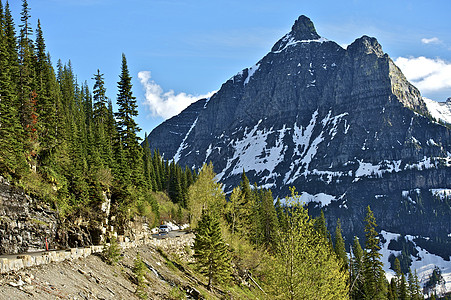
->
[291,15,321,41]
[271,15,324,52]
[348,35,384,57]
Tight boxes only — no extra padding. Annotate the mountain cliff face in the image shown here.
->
[147,16,451,256]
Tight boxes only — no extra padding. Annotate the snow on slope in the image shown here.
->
[423,97,451,124]
[272,32,329,54]
[381,230,451,296]
[173,117,198,163]
[216,120,288,186]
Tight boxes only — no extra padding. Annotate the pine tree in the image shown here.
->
[314,210,332,246]
[389,278,398,300]
[350,236,365,300]
[133,253,147,299]
[240,170,252,202]
[18,0,38,163]
[258,189,278,249]
[363,205,387,299]
[115,53,142,186]
[92,70,113,168]
[238,171,257,242]
[394,258,409,300]
[193,209,231,290]
[34,19,58,168]
[226,186,243,235]
[0,1,28,178]
[408,269,423,300]
[334,218,348,270]
[142,134,154,191]
[274,197,287,232]
[399,274,408,300]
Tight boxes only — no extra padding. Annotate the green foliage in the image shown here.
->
[363,205,387,299]
[188,163,226,228]
[267,187,348,300]
[424,266,445,296]
[133,253,147,299]
[350,236,366,299]
[408,269,423,300]
[115,53,143,187]
[169,286,186,300]
[102,236,122,266]
[334,218,348,270]
[193,209,231,290]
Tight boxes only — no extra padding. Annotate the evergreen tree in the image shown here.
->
[274,197,287,232]
[18,0,38,163]
[133,253,147,299]
[92,70,112,168]
[350,236,365,300]
[226,186,244,235]
[389,278,399,300]
[314,210,332,246]
[363,205,387,299]
[0,1,27,178]
[92,69,108,123]
[258,189,278,249]
[394,258,409,300]
[334,218,348,270]
[34,19,59,169]
[142,134,154,191]
[193,209,231,290]
[240,170,252,202]
[408,269,423,300]
[238,171,257,242]
[115,53,142,186]
[399,274,409,300]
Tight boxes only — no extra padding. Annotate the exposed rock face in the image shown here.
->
[0,177,59,254]
[147,16,451,253]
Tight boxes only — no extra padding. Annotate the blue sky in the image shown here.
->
[7,0,451,137]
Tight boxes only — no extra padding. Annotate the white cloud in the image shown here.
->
[394,56,451,93]
[138,71,216,120]
[421,37,441,44]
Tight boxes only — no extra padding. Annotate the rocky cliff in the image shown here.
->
[0,176,59,254]
[147,16,451,257]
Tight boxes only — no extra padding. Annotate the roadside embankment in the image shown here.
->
[0,232,194,274]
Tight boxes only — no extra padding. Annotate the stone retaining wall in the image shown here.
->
[0,233,194,274]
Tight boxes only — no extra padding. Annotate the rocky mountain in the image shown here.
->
[147,16,451,262]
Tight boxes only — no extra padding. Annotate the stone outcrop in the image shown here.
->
[147,16,451,255]
[0,177,59,254]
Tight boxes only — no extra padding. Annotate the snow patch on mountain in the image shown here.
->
[173,117,198,163]
[355,160,402,178]
[244,64,260,86]
[216,121,287,182]
[298,192,336,207]
[381,230,451,296]
[280,191,337,207]
[423,97,451,124]
[430,188,451,200]
[273,32,329,53]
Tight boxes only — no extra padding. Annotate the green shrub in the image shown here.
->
[102,236,122,265]
[133,253,147,299]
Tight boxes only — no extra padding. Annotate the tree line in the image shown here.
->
[189,164,428,299]
[0,0,194,226]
